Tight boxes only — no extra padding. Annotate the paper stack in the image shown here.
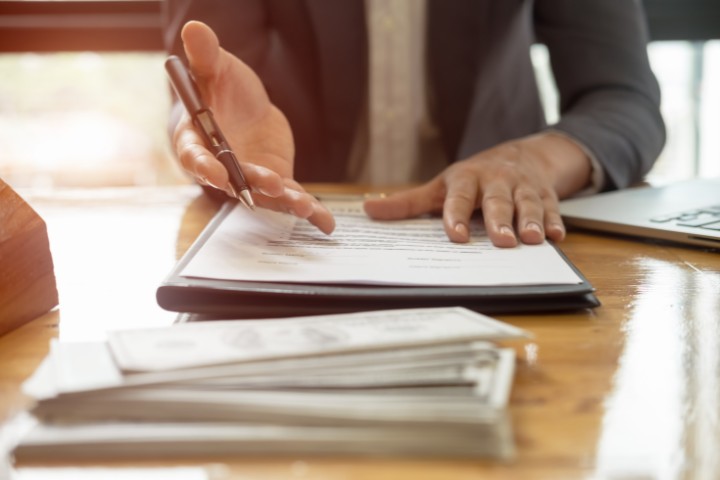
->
[14,307,528,460]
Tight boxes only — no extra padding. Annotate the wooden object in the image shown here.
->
[0,178,58,336]
[2,185,720,478]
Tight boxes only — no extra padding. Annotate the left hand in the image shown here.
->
[363,132,593,247]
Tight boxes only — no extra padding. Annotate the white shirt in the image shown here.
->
[347,0,445,186]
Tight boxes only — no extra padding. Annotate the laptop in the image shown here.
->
[559,177,720,249]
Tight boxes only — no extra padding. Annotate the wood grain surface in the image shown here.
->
[0,179,58,337]
[2,185,718,480]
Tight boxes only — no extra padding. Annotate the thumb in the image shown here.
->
[178,20,272,125]
[363,181,445,220]
[180,21,222,80]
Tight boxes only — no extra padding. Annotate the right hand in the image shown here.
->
[175,21,335,234]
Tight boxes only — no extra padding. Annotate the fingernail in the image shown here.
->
[364,192,387,200]
[454,223,469,238]
[500,226,515,238]
[257,185,277,197]
[204,177,221,190]
[225,184,238,199]
[526,222,542,233]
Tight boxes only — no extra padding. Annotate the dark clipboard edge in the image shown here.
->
[157,202,600,318]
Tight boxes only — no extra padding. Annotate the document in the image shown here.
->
[157,197,599,316]
[180,199,583,287]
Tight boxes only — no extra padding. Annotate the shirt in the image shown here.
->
[346,0,446,186]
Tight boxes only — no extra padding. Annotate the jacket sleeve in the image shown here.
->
[534,0,666,190]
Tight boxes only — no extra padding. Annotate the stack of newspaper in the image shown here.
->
[14,307,528,460]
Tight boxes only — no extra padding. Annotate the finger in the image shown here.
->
[363,179,446,220]
[175,122,230,192]
[513,187,545,245]
[283,179,335,234]
[481,183,518,248]
[442,170,480,243]
[181,21,221,79]
[542,194,566,242]
[175,113,286,199]
[182,22,270,124]
[254,185,335,235]
[261,195,335,236]
[240,163,285,198]
[256,187,312,217]
[307,201,336,235]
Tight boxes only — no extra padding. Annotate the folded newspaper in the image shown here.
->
[14,307,529,460]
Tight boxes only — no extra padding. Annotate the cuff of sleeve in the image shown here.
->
[546,128,605,197]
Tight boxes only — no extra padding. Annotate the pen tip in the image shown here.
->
[239,189,255,211]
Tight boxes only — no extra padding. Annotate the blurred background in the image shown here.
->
[0,0,718,190]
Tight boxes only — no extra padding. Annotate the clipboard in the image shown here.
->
[157,202,600,318]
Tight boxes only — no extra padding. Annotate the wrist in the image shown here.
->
[520,132,593,198]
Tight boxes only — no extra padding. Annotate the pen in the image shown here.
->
[164,55,255,210]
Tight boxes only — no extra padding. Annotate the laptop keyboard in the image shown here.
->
[650,205,720,231]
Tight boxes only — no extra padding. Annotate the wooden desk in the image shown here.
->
[1,185,719,479]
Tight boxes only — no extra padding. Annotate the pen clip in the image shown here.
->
[195,110,224,149]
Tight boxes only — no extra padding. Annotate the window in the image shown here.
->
[0,1,163,53]
[647,41,720,182]
[0,1,188,188]
[0,50,187,188]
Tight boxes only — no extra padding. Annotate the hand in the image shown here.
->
[363,133,593,247]
[174,21,335,234]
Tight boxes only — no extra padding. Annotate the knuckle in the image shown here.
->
[482,193,513,209]
[176,145,196,171]
[448,189,476,206]
[541,187,559,201]
[177,145,204,172]
[497,142,522,158]
[513,187,538,203]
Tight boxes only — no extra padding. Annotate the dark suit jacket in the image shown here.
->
[164,0,665,189]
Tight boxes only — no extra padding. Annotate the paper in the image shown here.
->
[108,307,528,371]
[21,341,123,400]
[15,420,514,459]
[180,199,583,286]
[13,467,209,480]
[27,343,516,425]
[17,308,521,460]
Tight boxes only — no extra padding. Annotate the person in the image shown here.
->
[163,0,665,247]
